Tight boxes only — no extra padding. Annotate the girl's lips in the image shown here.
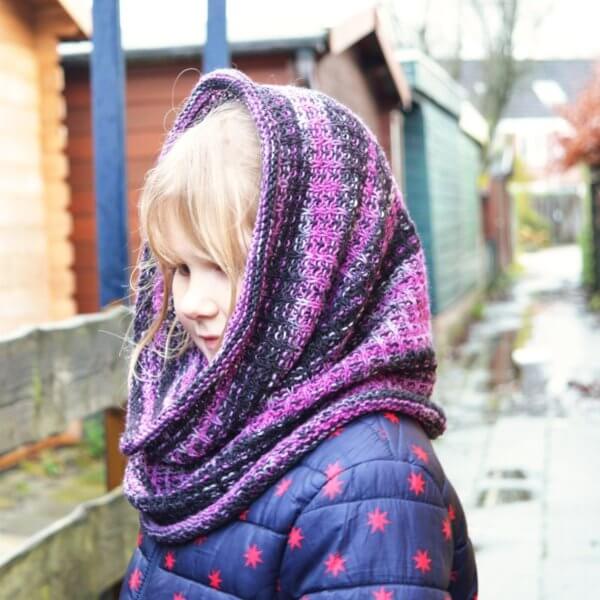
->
[201,336,220,349]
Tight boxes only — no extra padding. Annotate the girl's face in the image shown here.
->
[165,218,237,363]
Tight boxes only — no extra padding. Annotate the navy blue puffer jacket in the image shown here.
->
[120,411,478,599]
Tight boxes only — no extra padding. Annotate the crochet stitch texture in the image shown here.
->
[120,68,446,544]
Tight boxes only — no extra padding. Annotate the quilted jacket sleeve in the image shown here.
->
[278,458,478,599]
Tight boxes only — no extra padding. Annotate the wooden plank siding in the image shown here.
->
[402,103,437,309]
[399,53,486,317]
[0,1,51,333]
[0,0,87,335]
[458,133,485,295]
[425,101,465,314]
[403,99,484,315]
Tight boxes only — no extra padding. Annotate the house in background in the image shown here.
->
[0,0,90,335]
[396,49,489,351]
[458,59,593,244]
[60,3,411,313]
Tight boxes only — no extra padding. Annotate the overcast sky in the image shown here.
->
[393,0,600,60]
[70,0,600,61]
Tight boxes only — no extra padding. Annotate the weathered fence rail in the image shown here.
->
[0,306,131,454]
[0,306,138,598]
[0,488,137,599]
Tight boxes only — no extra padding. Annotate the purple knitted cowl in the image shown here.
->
[120,68,446,544]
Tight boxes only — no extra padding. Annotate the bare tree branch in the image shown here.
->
[468,0,535,159]
[415,0,433,55]
[447,0,465,80]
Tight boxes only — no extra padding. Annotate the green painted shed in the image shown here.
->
[396,50,488,318]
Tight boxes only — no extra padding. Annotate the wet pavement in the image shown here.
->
[433,244,600,599]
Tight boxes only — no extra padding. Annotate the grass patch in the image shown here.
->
[589,292,600,312]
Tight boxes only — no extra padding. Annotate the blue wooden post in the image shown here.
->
[90,0,130,307]
[204,0,230,72]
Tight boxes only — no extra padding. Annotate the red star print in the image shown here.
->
[275,477,292,496]
[208,569,222,589]
[367,507,391,533]
[288,526,304,550]
[377,427,388,440]
[325,461,343,478]
[329,426,345,438]
[411,443,430,463]
[383,412,400,423]
[448,504,456,521]
[408,471,426,495]
[128,568,142,591]
[173,594,186,600]
[372,587,394,599]
[194,534,207,545]
[412,549,432,573]
[442,517,452,540]
[164,550,176,570]
[323,476,343,499]
[136,531,143,546]
[244,543,264,568]
[324,552,346,576]
[239,509,249,520]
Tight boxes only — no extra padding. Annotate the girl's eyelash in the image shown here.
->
[175,263,190,276]
[172,262,223,275]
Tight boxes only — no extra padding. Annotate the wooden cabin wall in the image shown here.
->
[0,0,50,333]
[0,0,78,334]
[32,0,80,322]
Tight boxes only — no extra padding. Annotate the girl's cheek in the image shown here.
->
[171,277,186,314]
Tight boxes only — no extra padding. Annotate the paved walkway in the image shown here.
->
[433,245,600,599]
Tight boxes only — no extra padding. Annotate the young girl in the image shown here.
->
[119,68,478,599]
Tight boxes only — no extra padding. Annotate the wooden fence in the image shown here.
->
[0,305,138,597]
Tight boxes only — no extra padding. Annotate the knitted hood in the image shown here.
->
[120,68,445,543]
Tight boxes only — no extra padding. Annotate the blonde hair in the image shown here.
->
[126,100,261,387]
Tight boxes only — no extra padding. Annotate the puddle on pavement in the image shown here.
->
[488,330,518,389]
[476,467,535,507]
[486,468,527,479]
[477,488,534,506]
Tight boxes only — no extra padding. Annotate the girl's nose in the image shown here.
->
[180,289,219,320]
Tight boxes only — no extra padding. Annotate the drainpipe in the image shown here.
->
[91,0,129,308]
[294,47,317,88]
[204,0,230,72]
